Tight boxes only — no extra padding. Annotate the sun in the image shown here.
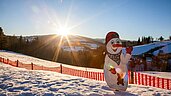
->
[57,26,70,36]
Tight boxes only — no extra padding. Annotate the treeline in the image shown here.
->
[137,36,167,45]
[123,35,169,47]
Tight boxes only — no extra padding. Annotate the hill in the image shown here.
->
[5,34,105,69]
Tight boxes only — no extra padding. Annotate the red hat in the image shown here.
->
[105,32,119,44]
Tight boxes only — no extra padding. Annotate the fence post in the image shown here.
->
[138,73,140,85]
[153,76,155,87]
[42,66,43,70]
[157,77,159,88]
[31,62,33,70]
[3,58,4,63]
[134,72,137,84]
[145,74,147,86]
[162,78,164,89]
[131,71,134,84]
[60,64,62,74]
[16,60,19,67]
[7,59,9,64]
[167,79,169,90]
[149,76,151,86]
[141,74,144,85]
[86,68,88,78]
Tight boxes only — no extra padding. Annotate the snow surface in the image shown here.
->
[62,46,85,52]
[0,51,60,67]
[1,63,171,96]
[0,51,103,72]
[82,42,99,49]
[131,41,171,55]
[153,43,171,55]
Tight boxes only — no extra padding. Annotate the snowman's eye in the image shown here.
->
[117,41,120,43]
[116,39,121,44]
[111,40,114,44]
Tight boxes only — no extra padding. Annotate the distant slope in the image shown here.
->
[131,41,171,56]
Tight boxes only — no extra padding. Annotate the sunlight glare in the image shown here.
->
[57,26,70,36]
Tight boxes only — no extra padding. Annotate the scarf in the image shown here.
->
[107,51,122,65]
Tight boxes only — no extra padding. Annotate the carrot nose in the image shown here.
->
[112,44,122,47]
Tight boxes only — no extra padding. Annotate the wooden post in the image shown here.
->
[134,72,137,84]
[145,75,147,86]
[153,77,155,87]
[16,60,19,67]
[149,76,151,86]
[86,68,88,78]
[162,78,164,89]
[131,71,134,84]
[141,74,144,85]
[60,64,62,74]
[157,77,160,88]
[31,63,33,70]
[167,79,169,90]
[7,59,9,64]
[3,58,4,63]
[138,73,140,85]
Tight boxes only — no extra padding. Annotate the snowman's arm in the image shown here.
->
[121,53,131,64]
[104,55,111,70]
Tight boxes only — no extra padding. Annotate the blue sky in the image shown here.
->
[0,0,171,40]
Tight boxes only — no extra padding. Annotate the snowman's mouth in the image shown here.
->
[112,46,117,52]
[111,44,122,52]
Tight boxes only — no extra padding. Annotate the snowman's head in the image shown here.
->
[106,32,122,54]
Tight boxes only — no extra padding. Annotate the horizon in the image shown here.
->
[0,0,171,40]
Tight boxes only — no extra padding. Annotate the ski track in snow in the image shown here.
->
[0,63,171,96]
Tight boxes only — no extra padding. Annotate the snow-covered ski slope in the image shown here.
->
[0,63,171,96]
[131,41,171,55]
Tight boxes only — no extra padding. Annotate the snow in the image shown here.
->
[153,43,171,55]
[1,63,171,96]
[62,46,85,52]
[131,41,171,55]
[61,43,99,51]
[0,51,60,67]
[82,42,99,49]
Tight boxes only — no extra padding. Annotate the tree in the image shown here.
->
[0,27,4,36]
[137,37,141,45]
[0,27,7,49]
[159,36,164,41]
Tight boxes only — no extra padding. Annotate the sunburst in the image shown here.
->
[57,26,70,36]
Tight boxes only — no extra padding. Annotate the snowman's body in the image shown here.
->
[104,32,132,91]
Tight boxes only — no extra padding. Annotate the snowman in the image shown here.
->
[104,32,133,91]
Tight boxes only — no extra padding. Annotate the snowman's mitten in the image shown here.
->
[126,46,133,55]
[109,68,116,74]
[117,73,124,86]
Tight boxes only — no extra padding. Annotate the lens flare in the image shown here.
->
[57,26,70,36]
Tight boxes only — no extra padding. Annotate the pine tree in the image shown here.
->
[137,37,141,45]
[0,27,7,49]
[159,36,164,41]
